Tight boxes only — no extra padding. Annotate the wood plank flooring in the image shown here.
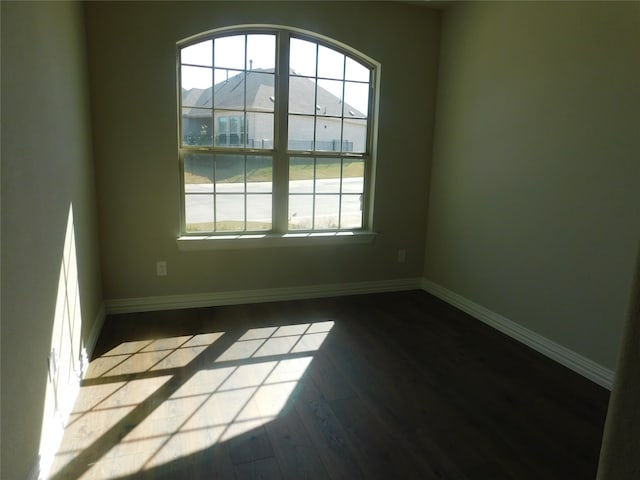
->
[48,291,609,479]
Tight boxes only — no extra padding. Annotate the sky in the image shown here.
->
[180,34,370,114]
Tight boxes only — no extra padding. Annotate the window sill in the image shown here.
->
[177,231,376,251]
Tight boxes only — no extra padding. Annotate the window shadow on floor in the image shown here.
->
[49,305,335,480]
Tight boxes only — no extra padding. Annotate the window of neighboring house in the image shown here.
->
[216,115,247,146]
[178,28,376,235]
[216,117,228,145]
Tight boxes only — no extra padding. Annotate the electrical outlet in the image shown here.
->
[156,261,167,276]
[397,249,407,263]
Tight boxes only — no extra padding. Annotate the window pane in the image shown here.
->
[214,68,244,87]
[247,194,272,230]
[344,82,368,118]
[181,65,213,94]
[342,159,364,193]
[247,72,274,112]
[185,194,214,232]
[216,155,244,188]
[247,34,275,72]
[290,38,316,77]
[343,119,367,153]
[182,108,212,146]
[214,71,244,109]
[233,116,245,147]
[315,118,342,152]
[316,79,343,117]
[288,115,315,151]
[181,40,212,67]
[340,194,363,229]
[345,57,369,82]
[214,35,245,70]
[247,112,273,149]
[185,154,214,192]
[246,156,272,192]
[315,158,341,193]
[289,158,314,193]
[216,194,244,231]
[317,45,344,80]
[314,195,340,229]
[289,77,316,114]
[182,83,212,109]
[214,115,228,147]
[288,194,313,230]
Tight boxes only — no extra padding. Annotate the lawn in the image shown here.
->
[184,155,364,184]
[186,220,272,232]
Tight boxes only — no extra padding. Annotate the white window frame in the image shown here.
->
[176,26,379,250]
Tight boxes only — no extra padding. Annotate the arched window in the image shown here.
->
[178,27,377,235]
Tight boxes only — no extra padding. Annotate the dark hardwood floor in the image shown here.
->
[49,291,610,479]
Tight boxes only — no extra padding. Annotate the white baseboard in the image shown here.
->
[421,278,615,390]
[27,457,40,480]
[82,303,106,373]
[85,303,106,356]
[105,278,423,315]
[104,277,614,388]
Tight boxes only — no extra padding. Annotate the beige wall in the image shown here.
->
[425,1,640,369]
[84,1,441,300]
[1,2,103,478]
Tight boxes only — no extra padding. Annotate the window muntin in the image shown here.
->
[179,29,374,235]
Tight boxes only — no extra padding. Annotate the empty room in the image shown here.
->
[2,1,639,479]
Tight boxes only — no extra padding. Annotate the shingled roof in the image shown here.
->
[182,68,365,118]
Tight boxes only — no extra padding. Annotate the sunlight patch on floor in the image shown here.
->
[49,321,334,479]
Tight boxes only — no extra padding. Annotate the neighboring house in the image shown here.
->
[181,68,367,152]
